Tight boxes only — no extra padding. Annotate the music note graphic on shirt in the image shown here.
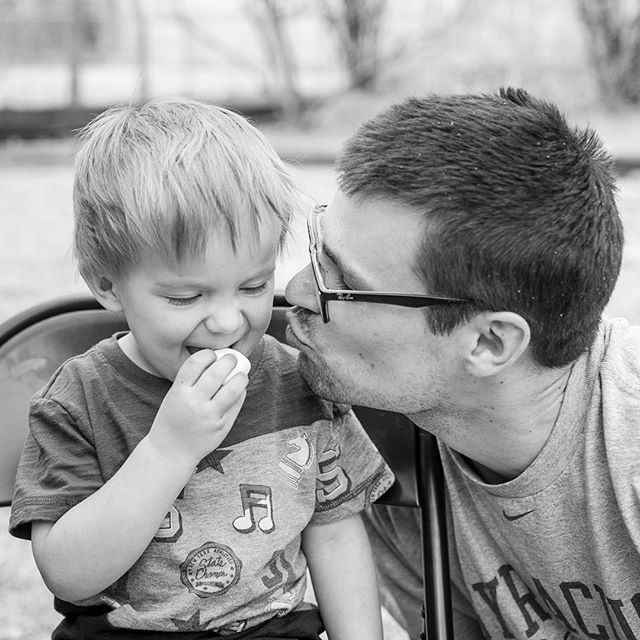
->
[232,484,275,534]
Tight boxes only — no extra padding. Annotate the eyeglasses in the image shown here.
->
[307,204,469,323]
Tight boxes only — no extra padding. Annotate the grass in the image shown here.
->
[1,140,639,639]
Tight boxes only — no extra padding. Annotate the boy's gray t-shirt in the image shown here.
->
[10,333,394,633]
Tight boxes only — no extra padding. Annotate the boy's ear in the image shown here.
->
[463,312,530,377]
[85,275,124,313]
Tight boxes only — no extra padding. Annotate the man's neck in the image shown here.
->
[410,364,573,484]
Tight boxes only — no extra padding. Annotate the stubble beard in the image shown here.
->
[296,351,355,405]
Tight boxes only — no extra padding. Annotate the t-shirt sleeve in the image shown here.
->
[310,406,395,525]
[9,394,104,540]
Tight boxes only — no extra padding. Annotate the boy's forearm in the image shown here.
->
[32,436,195,602]
[303,514,383,640]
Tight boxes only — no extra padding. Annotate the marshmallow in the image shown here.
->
[214,348,251,384]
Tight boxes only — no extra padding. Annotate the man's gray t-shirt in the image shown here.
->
[367,318,640,639]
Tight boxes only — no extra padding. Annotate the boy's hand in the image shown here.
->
[147,349,248,466]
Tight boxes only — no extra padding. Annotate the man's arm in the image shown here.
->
[31,350,247,602]
[302,513,383,640]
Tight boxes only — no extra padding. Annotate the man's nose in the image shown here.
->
[285,263,319,314]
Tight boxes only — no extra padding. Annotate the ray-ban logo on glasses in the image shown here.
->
[336,292,355,301]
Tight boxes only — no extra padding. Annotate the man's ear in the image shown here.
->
[464,312,530,377]
[85,275,124,313]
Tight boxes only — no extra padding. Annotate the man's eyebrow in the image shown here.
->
[322,241,370,290]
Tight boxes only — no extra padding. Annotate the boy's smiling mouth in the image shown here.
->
[186,343,240,356]
[186,346,204,355]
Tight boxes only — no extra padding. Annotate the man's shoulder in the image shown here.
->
[585,317,640,407]
[603,316,640,337]
[600,317,640,373]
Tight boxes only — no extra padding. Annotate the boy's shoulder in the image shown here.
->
[31,332,169,439]
[245,334,335,422]
[37,335,115,394]
[252,334,310,395]
[255,333,325,391]
[258,334,351,417]
[34,333,139,410]
[258,333,299,370]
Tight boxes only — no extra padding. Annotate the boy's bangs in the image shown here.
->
[143,170,292,264]
[73,99,305,279]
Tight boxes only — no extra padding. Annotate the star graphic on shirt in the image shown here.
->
[170,609,212,631]
[196,448,232,474]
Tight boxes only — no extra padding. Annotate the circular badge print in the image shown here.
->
[180,542,242,598]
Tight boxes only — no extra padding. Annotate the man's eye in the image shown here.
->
[166,295,201,306]
[242,283,268,295]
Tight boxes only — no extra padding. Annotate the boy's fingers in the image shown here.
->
[223,389,247,424]
[213,349,251,383]
[213,387,247,430]
[207,371,249,407]
[193,353,240,395]
[173,349,218,386]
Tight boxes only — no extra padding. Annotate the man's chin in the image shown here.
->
[297,352,353,404]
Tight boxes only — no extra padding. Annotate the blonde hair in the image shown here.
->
[73,97,303,279]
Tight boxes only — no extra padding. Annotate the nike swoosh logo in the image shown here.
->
[502,509,535,521]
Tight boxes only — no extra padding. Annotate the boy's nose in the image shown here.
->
[285,263,319,314]
[204,303,244,335]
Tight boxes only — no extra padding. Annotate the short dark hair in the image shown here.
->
[336,87,623,368]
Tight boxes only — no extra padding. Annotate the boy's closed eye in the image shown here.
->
[165,281,269,306]
[166,294,201,306]
[241,282,269,295]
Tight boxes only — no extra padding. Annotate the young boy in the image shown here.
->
[9,98,393,639]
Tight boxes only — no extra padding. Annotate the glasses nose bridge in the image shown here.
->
[307,244,329,325]
[307,262,330,323]
[309,262,330,324]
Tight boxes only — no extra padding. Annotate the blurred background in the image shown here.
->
[2,0,640,637]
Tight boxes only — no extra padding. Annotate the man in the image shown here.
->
[285,87,640,639]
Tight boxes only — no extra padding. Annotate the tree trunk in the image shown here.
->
[131,0,150,103]
[69,0,82,107]
[319,0,387,90]
[576,0,640,105]
[249,0,303,124]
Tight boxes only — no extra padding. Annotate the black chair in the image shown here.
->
[0,293,452,640]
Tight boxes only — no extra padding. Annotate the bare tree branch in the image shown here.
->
[169,4,262,73]
[576,0,640,104]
